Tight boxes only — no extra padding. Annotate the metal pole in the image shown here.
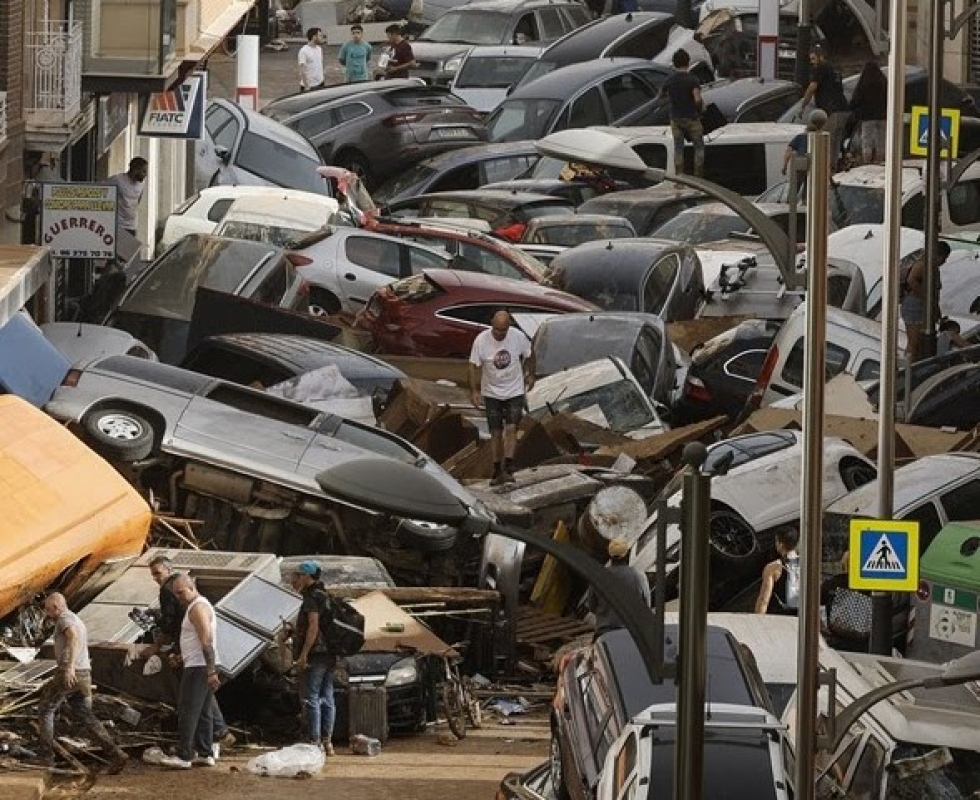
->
[794,127,829,800]
[675,442,710,800]
[873,0,909,656]
[923,0,944,361]
[795,0,812,88]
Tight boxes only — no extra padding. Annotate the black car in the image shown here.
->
[107,235,310,365]
[578,185,711,236]
[544,239,705,322]
[673,318,780,425]
[373,141,541,205]
[551,625,777,800]
[532,312,678,408]
[385,189,574,227]
[181,332,407,400]
[486,58,671,142]
[648,76,802,126]
[262,82,487,189]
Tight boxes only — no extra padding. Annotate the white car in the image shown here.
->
[157,186,339,254]
[214,195,338,247]
[630,429,877,605]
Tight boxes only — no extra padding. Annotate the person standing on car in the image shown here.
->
[659,49,705,178]
[901,241,951,363]
[159,575,221,769]
[37,593,129,774]
[587,539,651,640]
[848,61,888,165]
[107,157,147,238]
[755,528,801,615]
[799,45,848,170]
[469,310,535,486]
[339,24,372,83]
[290,561,336,755]
[298,28,326,91]
[379,25,416,80]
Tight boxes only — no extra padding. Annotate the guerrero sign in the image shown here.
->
[41,183,118,259]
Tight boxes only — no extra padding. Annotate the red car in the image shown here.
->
[354,268,597,358]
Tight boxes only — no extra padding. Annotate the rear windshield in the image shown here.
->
[386,89,465,107]
[419,10,512,44]
[216,221,314,247]
[652,212,751,245]
[829,184,885,227]
[119,237,274,320]
[530,221,634,247]
[455,55,537,89]
[236,131,326,195]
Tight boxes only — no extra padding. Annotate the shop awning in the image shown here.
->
[0,246,53,328]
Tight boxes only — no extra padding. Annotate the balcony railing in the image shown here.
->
[26,21,83,126]
[0,92,7,142]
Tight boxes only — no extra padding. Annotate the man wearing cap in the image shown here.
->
[587,539,651,640]
[290,561,336,755]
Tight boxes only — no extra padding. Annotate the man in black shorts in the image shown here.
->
[468,310,535,485]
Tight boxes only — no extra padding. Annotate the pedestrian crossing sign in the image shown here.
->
[848,519,920,591]
[909,105,960,158]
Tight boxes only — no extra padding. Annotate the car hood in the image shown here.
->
[411,42,473,64]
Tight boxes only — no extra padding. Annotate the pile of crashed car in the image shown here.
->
[6,1,980,795]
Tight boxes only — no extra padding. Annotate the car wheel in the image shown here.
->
[81,408,155,462]
[308,288,342,317]
[335,151,372,188]
[840,458,877,491]
[709,507,758,562]
[395,520,458,553]
[550,733,571,800]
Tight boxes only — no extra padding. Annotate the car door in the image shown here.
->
[641,254,680,320]
[554,86,609,133]
[197,103,242,190]
[339,233,404,308]
[602,71,661,127]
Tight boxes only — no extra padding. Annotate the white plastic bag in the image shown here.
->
[246,743,325,777]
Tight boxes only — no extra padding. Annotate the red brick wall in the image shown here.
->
[0,0,26,215]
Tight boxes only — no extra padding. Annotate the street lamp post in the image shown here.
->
[314,458,664,685]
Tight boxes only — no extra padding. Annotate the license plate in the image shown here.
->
[929,603,977,647]
[434,127,475,140]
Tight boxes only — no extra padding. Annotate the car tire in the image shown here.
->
[81,408,155,462]
[550,733,571,800]
[396,520,458,553]
[709,507,759,562]
[308,288,342,317]
[840,458,877,491]
[335,151,372,189]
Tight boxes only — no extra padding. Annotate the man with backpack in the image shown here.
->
[290,561,337,755]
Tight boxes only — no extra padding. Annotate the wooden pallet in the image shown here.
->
[516,606,592,650]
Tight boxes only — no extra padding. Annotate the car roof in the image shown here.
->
[506,57,663,99]
[195,186,333,204]
[580,185,707,210]
[592,121,805,144]
[700,77,799,116]
[676,201,793,218]
[550,237,683,276]
[527,213,631,227]
[826,453,980,515]
[461,44,547,58]
[259,79,425,121]
[209,99,316,154]
[537,11,674,66]
[400,188,573,208]
[421,268,594,306]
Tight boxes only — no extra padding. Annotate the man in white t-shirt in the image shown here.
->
[298,27,325,91]
[469,310,535,485]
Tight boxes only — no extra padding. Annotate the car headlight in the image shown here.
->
[443,55,463,74]
[384,657,418,687]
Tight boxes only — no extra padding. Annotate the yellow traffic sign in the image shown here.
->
[848,519,920,591]
[910,105,961,158]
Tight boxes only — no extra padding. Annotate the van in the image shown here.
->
[214,195,336,247]
[747,302,907,409]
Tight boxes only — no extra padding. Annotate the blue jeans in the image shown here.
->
[303,657,336,743]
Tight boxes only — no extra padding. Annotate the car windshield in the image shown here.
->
[455,54,537,88]
[486,99,562,142]
[530,221,634,247]
[236,131,326,195]
[216,221,315,247]
[119,237,273,320]
[375,164,437,203]
[828,184,885,227]
[420,11,513,44]
[547,266,639,311]
[535,378,656,431]
[652,212,751,245]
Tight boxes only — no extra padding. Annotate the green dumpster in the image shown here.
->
[909,521,980,663]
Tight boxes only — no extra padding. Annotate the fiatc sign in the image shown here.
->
[138,72,206,139]
[40,183,118,259]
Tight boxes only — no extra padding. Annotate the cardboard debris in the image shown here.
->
[378,378,473,439]
[667,315,754,355]
[447,417,563,480]
[595,416,728,465]
[351,590,456,658]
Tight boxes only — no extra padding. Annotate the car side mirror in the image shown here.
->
[214,146,231,165]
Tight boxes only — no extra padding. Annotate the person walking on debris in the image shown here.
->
[298,27,326,91]
[107,157,147,238]
[848,60,888,165]
[147,556,235,754]
[755,528,801,614]
[587,538,651,640]
[469,310,535,486]
[290,561,336,755]
[659,49,705,177]
[159,575,221,769]
[37,593,129,774]
[799,45,848,170]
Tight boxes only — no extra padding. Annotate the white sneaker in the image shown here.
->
[159,754,192,769]
[192,755,216,767]
[212,744,220,760]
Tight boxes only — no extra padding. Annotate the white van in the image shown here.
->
[747,302,907,409]
[214,195,335,247]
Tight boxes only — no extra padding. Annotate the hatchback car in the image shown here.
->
[373,141,541,204]
[353,268,597,357]
[486,58,671,142]
[106,234,310,365]
[449,45,546,113]
[544,239,706,322]
[410,0,591,86]
[267,84,487,189]
[195,99,328,195]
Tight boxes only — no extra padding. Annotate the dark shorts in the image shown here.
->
[484,395,524,432]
